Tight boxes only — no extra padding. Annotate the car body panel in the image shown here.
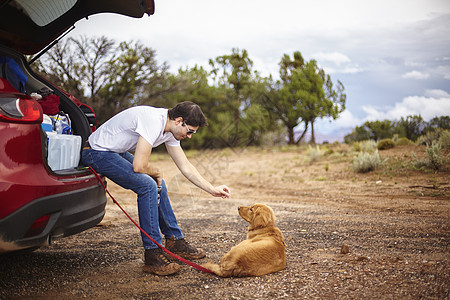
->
[0,183,107,252]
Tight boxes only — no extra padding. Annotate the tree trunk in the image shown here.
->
[233,105,240,147]
[287,127,295,144]
[310,120,316,145]
[295,121,308,145]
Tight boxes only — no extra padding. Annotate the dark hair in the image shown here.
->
[168,101,208,127]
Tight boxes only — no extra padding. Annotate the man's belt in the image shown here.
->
[82,140,91,150]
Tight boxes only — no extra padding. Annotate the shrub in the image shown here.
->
[352,150,384,173]
[323,147,334,156]
[307,145,323,163]
[438,130,450,149]
[352,142,362,152]
[359,140,378,153]
[412,141,445,170]
[396,137,413,146]
[377,138,395,150]
[416,128,442,145]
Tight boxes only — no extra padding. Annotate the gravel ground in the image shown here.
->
[1,146,449,299]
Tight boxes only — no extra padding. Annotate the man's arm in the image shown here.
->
[133,136,162,186]
[166,145,231,198]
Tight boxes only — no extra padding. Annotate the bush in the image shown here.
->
[377,138,395,150]
[307,145,323,163]
[323,147,334,156]
[357,140,377,153]
[412,141,445,170]
[416,128,442,145]
[352,150,384,173]
[396,137,413,146]
[438,130,450,149]
[352,142,362,152]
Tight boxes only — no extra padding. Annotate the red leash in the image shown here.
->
[88,166,213,274]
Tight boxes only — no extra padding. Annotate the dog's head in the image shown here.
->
[238,204,275,230]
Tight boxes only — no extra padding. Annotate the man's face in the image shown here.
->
[174,119,199,140]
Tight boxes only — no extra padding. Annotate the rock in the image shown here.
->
[340,244,350,254]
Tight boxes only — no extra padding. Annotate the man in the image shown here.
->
[81,101,231,276]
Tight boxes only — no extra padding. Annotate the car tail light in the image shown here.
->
[0,97,42,123]
[24,215,50,238]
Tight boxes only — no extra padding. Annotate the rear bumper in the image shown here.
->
[0,183,107,253]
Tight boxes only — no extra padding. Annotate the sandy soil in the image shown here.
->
[1,144,449,299]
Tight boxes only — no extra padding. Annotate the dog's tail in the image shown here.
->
[201,262,233,277]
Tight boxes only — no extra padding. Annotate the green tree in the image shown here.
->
[344,124,372,143]
[209,48,255,146]
[426,115,450,131]
[261,51,346,144]
[344,119,400,143]
[161,65,228,149]
[345,115,450,143]
[366,120,398,140]
[396,115,426,141]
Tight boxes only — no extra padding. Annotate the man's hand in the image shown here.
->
[212,185,231,199]
[150,169,163,187]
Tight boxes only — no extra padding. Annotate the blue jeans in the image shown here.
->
[81,149,184,249]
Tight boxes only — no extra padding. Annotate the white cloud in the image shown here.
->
[312,52,363,75]
[362,106,389,122]
[314,110,362,135]
[340,66,364,74]
[362,89,450,121]
[425,89,450,98]
[334,110,363,127]
[312,52,351,65]
[405,60,425,67]
[435,65,450,80]
[402,70,430,80]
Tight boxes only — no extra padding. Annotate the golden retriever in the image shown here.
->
[202,204,286,277]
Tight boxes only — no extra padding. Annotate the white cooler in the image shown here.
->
[47,133,82,171]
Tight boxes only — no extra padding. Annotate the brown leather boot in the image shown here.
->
[143,248,181,275]
[165,237,206,260]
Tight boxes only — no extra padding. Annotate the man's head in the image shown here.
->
[168,101,208,127]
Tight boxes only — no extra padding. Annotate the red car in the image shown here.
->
[0,0,155,253]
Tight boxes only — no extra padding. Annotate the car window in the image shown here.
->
[15,0,77,26]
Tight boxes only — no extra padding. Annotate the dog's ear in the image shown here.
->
[252,205,275,228]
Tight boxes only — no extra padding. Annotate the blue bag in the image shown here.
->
[0,56,28,93]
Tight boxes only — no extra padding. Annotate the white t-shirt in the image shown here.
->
[88,106,180,152]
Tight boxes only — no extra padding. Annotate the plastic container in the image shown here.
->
[41,114,53,133]
[50,113,72,134]
[47,134,82,171]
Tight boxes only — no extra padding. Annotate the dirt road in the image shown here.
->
[1,145,449,299]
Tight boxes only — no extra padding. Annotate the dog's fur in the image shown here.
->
[202,204,286,277]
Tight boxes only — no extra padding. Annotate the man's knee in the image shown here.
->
[133,173,158,195]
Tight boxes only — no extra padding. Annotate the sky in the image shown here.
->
[68,0,450,142]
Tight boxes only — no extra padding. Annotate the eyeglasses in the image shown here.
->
[182,121,197,134]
